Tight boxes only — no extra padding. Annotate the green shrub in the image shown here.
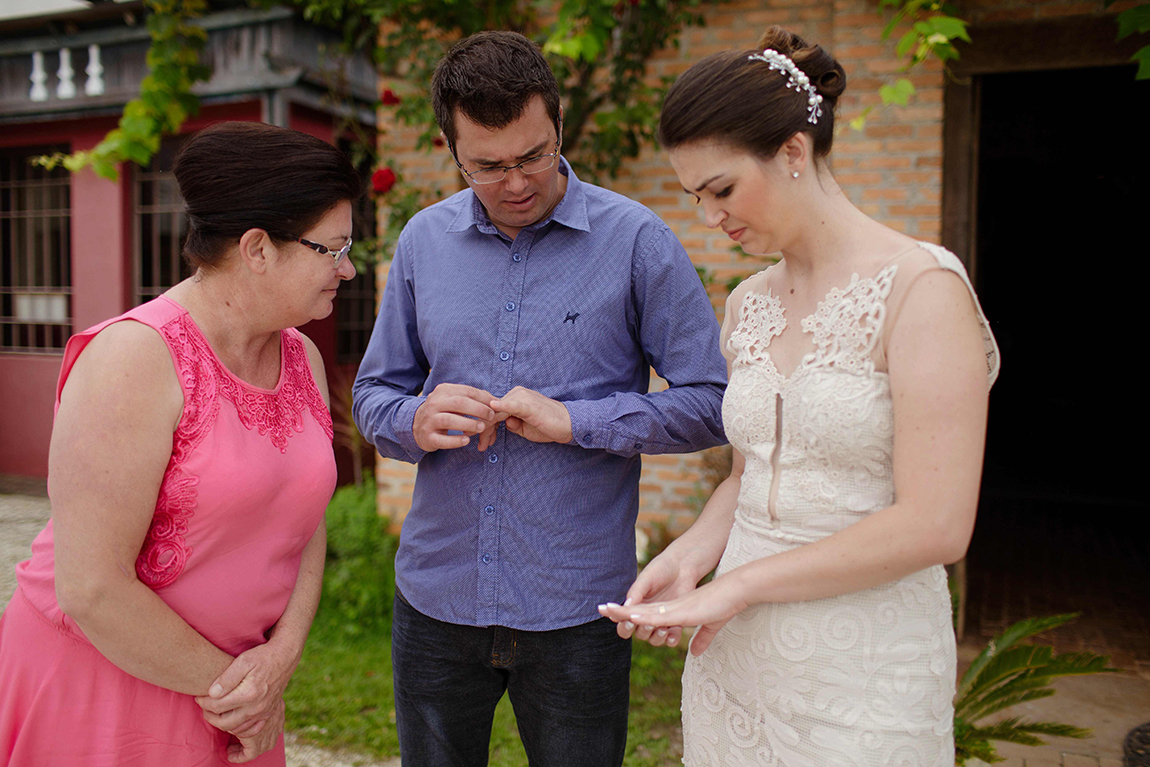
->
[321,482,399,634]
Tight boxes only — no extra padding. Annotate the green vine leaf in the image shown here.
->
[854,2,968,131]
[35,0,209,181]
[879,78,915,106]
[1132,45,1150,79]
[896,29,918,58]
[1117,4,1150,39]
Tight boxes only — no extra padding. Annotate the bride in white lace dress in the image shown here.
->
[600,27,999,767]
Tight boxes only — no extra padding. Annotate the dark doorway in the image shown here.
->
[964,64,1150,669]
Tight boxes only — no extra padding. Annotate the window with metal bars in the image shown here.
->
[0,145,72,355]
[336,259,375,364]
[336,136,378,365]
[134,137,190,305]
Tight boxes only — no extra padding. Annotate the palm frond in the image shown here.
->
[963,645,1053,697]
[1038,651,1118,677]
[1013,721,1093,740]
[955,613,1080,702]
[957,648,1117,720]
[961,688,1056,721]
[954,738,1004,766]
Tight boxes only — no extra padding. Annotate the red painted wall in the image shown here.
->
[0,101,265,478]
[0,356,61,477]
[1,116,125,479]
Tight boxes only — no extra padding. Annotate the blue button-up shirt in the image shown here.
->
[353,159,727,631]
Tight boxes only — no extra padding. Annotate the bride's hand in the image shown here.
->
[600,574,748,656]
[601,549,695,648]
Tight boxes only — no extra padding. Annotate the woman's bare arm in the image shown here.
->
[51,320,235,694]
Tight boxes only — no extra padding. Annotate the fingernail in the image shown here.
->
[623,597,633,607]
[656,628,668,637]
[622,621,634,631]
[209,684,223,698]
[597,604,607,612]
[605,602,620,608]
[667,636,678,646]
[630,614,642,621]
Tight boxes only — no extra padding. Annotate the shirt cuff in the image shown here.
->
[565,399,648,456]
[395,395,429,460]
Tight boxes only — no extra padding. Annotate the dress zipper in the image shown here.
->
[767,392,782,523]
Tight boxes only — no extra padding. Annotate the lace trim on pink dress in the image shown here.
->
[134,313,332,589]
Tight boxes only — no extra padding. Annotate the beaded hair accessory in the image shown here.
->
[747,48,824,125]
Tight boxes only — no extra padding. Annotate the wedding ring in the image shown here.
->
[658,605,666,615]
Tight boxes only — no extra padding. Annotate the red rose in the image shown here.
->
[433,136,445,147]
[371,167,397,194]
[381,89,401,106]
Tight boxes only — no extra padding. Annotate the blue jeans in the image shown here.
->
[391,590,631,767]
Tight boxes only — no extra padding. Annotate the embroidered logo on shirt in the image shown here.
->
[564,312,580,324]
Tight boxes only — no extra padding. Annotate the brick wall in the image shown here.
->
[373,0,1131,537]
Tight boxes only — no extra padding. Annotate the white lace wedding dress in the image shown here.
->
[681,243,1000,767]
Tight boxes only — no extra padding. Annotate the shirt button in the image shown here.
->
[481,554,491,564]
[512,253,522,262]
[488,453,498,464]
[583,433,592,441]
[505,301,516,312]
[499,351,510,361]
[484,505,495,515]
[634,442,643,450]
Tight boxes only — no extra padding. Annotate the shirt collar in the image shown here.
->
[445,156,591,235]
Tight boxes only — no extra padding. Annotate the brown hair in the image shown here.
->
[658,26,846,161]
[431,31,562,152]
[173,122,363,270]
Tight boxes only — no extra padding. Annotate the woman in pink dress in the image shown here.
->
[0,122,362,765]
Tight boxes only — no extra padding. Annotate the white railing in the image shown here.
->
[28,44,104,102]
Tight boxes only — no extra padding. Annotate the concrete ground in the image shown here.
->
[2,488,1146,766]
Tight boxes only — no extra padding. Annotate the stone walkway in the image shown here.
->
[0,491,397,767]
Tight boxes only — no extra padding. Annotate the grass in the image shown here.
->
[284,605,688,766]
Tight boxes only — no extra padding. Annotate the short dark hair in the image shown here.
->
[431,31,562,150]
[173,121,363,270]
[658,26,847,162]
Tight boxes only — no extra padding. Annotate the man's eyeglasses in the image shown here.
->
[453,140,561,185]
[298,236,353,266]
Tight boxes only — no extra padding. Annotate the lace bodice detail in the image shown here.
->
[137,310,333,588]
[722,264,900,537]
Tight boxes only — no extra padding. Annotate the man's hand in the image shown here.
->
[414,384,502,452]
[489,387,573,445]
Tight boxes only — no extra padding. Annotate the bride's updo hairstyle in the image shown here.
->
[658,26,847,162]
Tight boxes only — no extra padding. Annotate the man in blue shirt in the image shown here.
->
[353,30,727,767]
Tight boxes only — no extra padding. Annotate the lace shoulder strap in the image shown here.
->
[724,265,784,366]
[913,242,1001,386]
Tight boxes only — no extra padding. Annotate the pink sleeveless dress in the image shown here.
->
[0,296,336,766]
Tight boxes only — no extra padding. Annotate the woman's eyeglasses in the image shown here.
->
[298,236,353,266]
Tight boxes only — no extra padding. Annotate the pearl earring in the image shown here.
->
[792,171,800,179]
